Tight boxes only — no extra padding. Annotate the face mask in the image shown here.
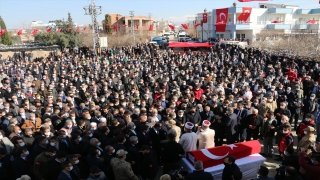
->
[133,126,136,129]
[69,166,73,171]
[305,118,310,121]
[74,160,79,164]
[18,130,22,134]
[78,137,82,142]
[89,133,93,137]
[311,159,315,164]
[97,142,101,146]
[0,135,3,139]
[62,135,67,138]
[45,140,49,144]
[283,130,289,134]
[281,120,285,124]
[45,132,51,136]
[19,142,25,147]
[50,142,56,146]
[51,153,56,157]
[268,99,272,102]
[313,146,317,152]
[112,149,115,153]
[67,125,72,128]
[98,151,101,156]
[28,134,33,137]
[284,151,288,156]
[25,151,30,156]
[304,131,308,134]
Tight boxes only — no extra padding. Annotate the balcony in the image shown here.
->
[267,24,291,29]
[308,24,320,29]
[296,9,312,15]
[268,8,292,14]
[294,24,308,29]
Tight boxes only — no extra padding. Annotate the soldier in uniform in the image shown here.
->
[33,147,57,180]
[110,149,139,180]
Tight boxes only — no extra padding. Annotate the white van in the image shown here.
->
[178,32,187,42]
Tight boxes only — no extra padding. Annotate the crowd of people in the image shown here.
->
[0,41,319,180]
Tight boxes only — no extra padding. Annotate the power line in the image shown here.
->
[84,0,102,50]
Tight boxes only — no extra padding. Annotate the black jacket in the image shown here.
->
[222,163,240,180]
[11,156,33,179]
[162,140,185,163]
[140,150,159,179]
[282,154,299,172]
[186,170,214,180]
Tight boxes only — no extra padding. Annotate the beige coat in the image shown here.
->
[266,101,278,113]
[197,128,215,149]
[172,125,181,143]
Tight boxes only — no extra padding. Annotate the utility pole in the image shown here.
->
[129,11,135,45]
[84,0,102,52]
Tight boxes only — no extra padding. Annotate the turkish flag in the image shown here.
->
[181,24,188,30]
[46,28,52,33]
[186,140,261,168]
[149,24,154,31]
[238,0,268,2]
[31,29,38,35]
[56,28,61,33]
[67,28,71,32]
[194,23,201,28]
[215,8,228,32]
[122,24,127,27]
[202,13,208,23]
[113,25,118,30]
[76,27,80,32]
[17,29,23,35]
[238,7,252,21]
[135,24,139,30]
[168,24,175,30]
[0,29,6,36]
[307,20,318,24]
[83,27,87,30]
[272,20,283,23]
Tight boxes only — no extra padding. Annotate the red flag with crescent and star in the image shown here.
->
[0,29,6,36]
[17,29,23,35]
[215,8,228,32]
[238,7,252,22]
[186,140,261,168]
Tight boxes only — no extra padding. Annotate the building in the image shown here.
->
[30,21,84,29]
[195,4,320,42]
[104,14,157,32]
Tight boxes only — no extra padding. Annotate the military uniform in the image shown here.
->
[111,157,139,180]
[33,152,54,180]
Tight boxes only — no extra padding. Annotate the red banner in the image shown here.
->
[17,29,23,35]
[202,13,208,23]
[186,140,261,168]
[215,8,228,32]
[149,24,154,31]
[238,7,252,21]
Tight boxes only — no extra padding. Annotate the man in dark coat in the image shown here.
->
[126,136,140,176]
[245,109,263,141]
[224,107,238,144]
[140,145,159,180]
[222,155,240,180]
[186,107,202,131]
[11,147,33,180]
[185,160,213,180]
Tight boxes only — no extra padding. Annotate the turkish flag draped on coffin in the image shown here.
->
[215,8,228,32]
[186,140,261,168]
[238,7,252,22]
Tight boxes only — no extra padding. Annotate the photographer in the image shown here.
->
[282,146,299,172]
[185,161,213,180]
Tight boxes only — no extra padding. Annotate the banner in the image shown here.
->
[186,140,261,168]
[202,13,208,23]
[215,8,228,32]
[238,7,252,22]
[149,24,154,31]
[181,24,188,30]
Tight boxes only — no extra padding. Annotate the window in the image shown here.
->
[236,34,240,39]
[220,34,224,38]
[241,34,246,39]
[257,16,261,24]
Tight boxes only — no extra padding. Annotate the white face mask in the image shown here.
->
[281,120,285,124]
[98,151,101,156]
[74,160,79,164]
[69,166,73,171]
[283,130,289,134]
[112,149,115,153]
[45,132,51,136]
[0,135,3,139]
[19,142,25,147]
[304,131,308,134]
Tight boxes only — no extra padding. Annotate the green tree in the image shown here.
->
[104,14,112,35]
[34,13,82,50]
[0,16,12,45]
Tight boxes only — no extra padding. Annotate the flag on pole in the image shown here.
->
[17,29,23,35]
[149,24,154,31]
[56,28,62,32]
[47,28,52,33]
[135,24,139,30]
[76,27,80,32]
[83,27,87,30]
[31,29,38,35]
[0,29,6,36]
[67,28,71,32]
[181,24,188,30]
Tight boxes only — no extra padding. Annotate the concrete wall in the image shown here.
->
[0,50,53,58]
